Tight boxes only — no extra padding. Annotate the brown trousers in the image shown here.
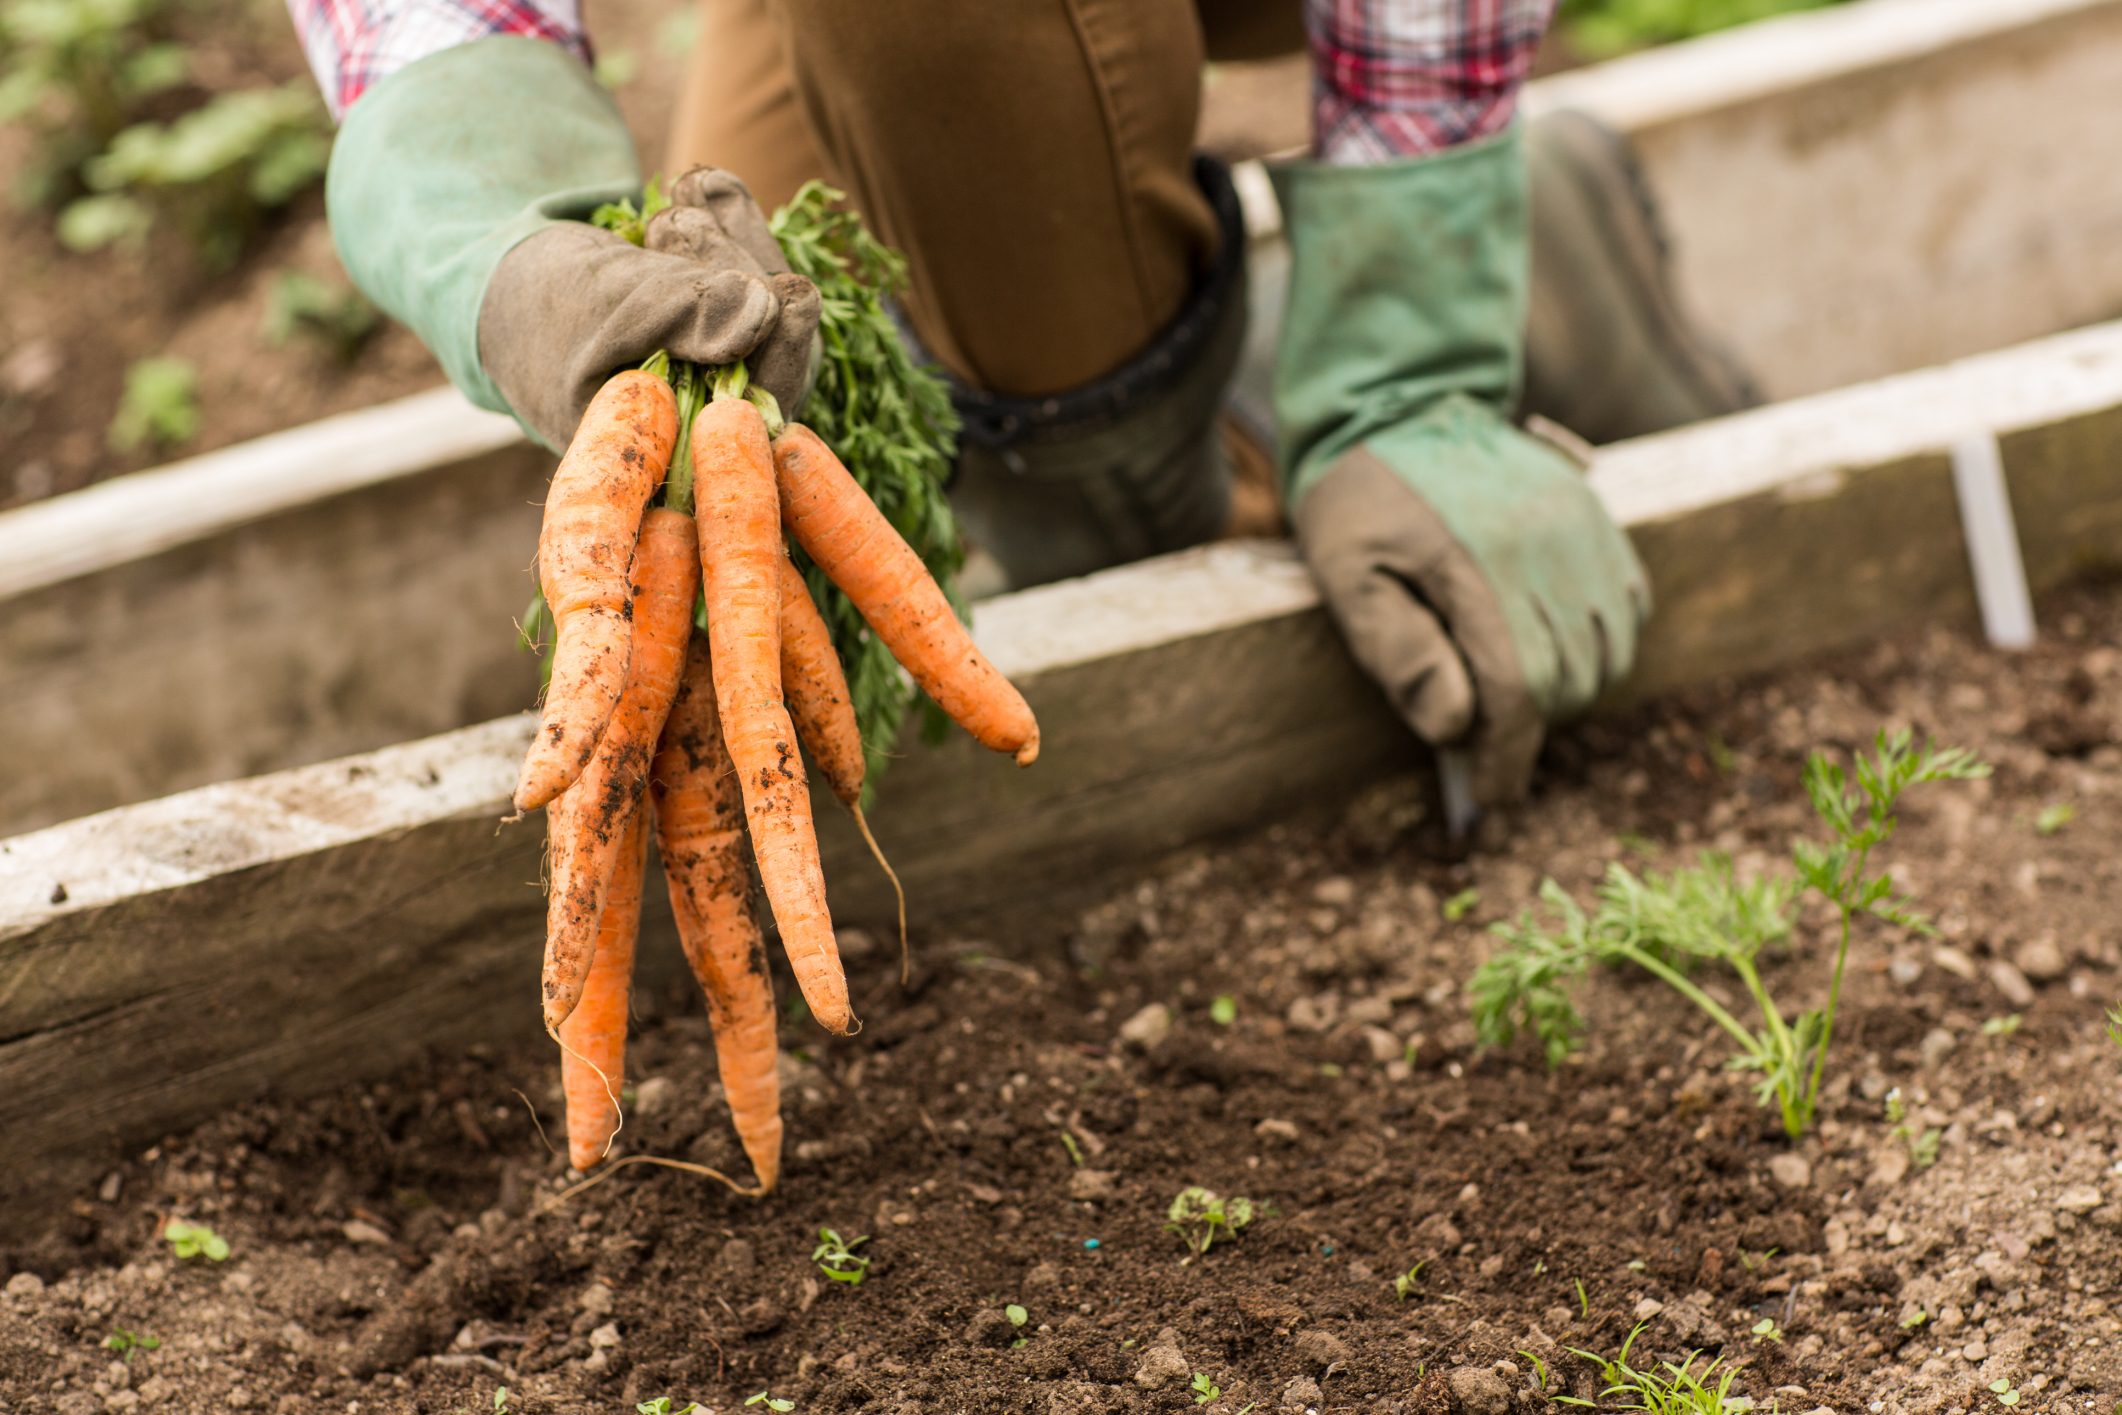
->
[666,0,1304,398]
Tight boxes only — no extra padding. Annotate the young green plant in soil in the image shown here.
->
[1559,1324,1746,1412]
[1166,1186,1253,1261]
[1473,729,1987,1138]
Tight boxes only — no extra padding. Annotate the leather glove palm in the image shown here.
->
[1274,130,1649,806]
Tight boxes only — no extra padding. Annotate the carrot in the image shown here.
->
[778,553,907,976]
[541,506,699,1033]
[771,421,1039,766]
[693,374,852,1035]
[557,805,645,1171]
[516,370,678,812]
[653,632,784,1194]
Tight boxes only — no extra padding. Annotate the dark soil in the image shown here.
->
[7,579,2122,1415]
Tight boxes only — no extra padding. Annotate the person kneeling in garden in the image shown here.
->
[296,0,1754,807]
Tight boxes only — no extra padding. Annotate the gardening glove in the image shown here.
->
[325,36,818,452]
[1273,128,1650,808]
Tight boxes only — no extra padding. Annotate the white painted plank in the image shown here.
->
[1523,0,2115,133]
[0,387,522,600]
[1588,321,2122,526]
[1951,433,2037,650]
[0,714,531,939]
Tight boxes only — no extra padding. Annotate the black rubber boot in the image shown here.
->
[936,156,1249,590]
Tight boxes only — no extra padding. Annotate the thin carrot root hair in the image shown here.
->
[850,802,908,984]
[547,1022,625,1167]
[543,1153,766,1207]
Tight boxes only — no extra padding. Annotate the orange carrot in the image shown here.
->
[777,555,864,806]
[557,806,645,1171]
[652,632,784,1193]
[778,553,907,974]
[516,370,678,812]
[771,422,1039,766]
[542,506,699,1033]
[692,388,852,1035]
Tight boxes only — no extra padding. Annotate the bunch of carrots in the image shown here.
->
[522,356,1035,1196]
[522,353,1037,1195]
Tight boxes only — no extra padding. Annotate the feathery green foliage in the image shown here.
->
[1557,0,1848,60]
[1473,729,1986,1138]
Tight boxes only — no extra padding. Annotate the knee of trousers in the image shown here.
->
[940,156,1249,591]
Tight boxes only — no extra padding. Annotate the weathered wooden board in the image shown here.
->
[8,323,2122,1228]
[1527,0,2122,402]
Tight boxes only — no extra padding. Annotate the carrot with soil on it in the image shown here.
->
[541,503,700,1034]
[692,364,852,1035]
[515,369,678,813]
[768,416,1039,767]
[653,630,784,1194]
[778,552,908,977]
[557,805,646,1171]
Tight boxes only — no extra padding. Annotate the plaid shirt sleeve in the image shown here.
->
[1307,0,1556,164]
[287,0,593,120]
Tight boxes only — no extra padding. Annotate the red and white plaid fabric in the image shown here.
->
[1307,0,1555,163]
[287,0,590,119]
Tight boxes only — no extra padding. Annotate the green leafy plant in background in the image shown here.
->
[107,353,196,450]
[811,1227,871,1286]
[102,1327,161,1361]
[591,181,961,803]
[2105,1003,2120,1051]
[1473,730,1986,1138]
[1556,0,1849,60]
[745,1393,794,1413]
[162,1218,228,1261]
[0,0,186,208]
[262,271,379,363]
[1165,1186,1253,1260]
[638,1400,706,1414]
[66,80,331,267]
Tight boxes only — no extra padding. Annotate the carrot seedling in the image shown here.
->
[1007,1304,1029,1348]
[1210,995,1237,1026]
[1473,730,1986,1138]
[1191,1373,1221,1404]
[746,1393,794,1412]
[1885,1089,1941,1170]
[1392,1262,1426,1300]
[102,1328,160,1361]
[162,1219,229,1262]
[812,1228,871,1285]
[637,1400,706,1414]
[1166,1187,1253,1260]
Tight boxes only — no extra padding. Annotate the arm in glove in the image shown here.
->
[325,35,818,451]
[1273,129,1649,807]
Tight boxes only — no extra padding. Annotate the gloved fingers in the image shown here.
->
[749,272,823,417]
[656,267,784,372]
[1335,569,1479,746]
[644,205,773,281]
[667,166,791,275]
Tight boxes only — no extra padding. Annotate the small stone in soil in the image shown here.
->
[1445,1366,1513,1415]
[1280,1374,1322,1412]
[1769,1154,1812,1189]
[1988,961,2035,1009]
[2016,935,2067,981]
[1292,1329,1351,1371]
[1132,1343,1190,1390]
[1068,1169,1118,1202]
[1118,1003,1172,1049]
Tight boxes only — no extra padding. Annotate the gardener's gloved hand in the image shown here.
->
[326,37,818,452]
[481,167,821,451]
[1274,132,1650,807]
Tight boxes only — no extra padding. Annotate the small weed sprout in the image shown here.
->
[1989,1377,2023,1408]
[2035,801,2075,836]
[1559,1324,1744,1413]
[1006,1303,1029,1348]
[1191,1372,1221,1404]
[811,1228,871,1286]
[1901,1308,1929,1330]
[108,355,197,451]
[162,1218,228,1262]
[637,1401,705,1414]
[1442,888,1480,923]
[1165,1186,1253,1260]
[1210,994,1237,1026]
[1982,1013,2022,1038]
[102,1328,160,1361]
[746,1394,794,1413]
[493,1389,510,1414]
[1392,1262,1426,1300]
[1474,730,1985,1138]
[1751,1317,1783,1344]
[1886,1089,1942,1170]
[1575,1278,1591,1319]
[1059,1131,1085,1166]
[2107,1004,2121,1051]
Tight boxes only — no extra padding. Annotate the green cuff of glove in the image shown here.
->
[1270,127,1527,509]
[326,36,643,426]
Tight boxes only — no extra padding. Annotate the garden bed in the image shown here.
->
[4,581,2119,1415]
